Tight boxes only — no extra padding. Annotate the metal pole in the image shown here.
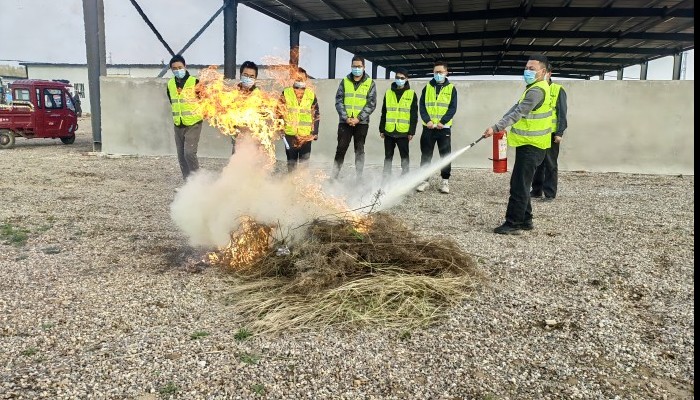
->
[82,0,106,148]
[290,24,300,67]
[616,69,624,80]
[385,68,391,79]
[328,43,337,79]
[672,52,683,80]
[371,63,378,79]
[224,0,237,79]
[640,61,648,80]
[599,73,605,80]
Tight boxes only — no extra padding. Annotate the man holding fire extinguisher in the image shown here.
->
[483,54,553,235]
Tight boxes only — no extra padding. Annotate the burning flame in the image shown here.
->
[208,217,274,270]
[194,67,285,161]
[194,61,372,269]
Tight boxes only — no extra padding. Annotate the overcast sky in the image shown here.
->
[0,0,693,80]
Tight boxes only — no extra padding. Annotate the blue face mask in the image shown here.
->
[351,67,364,77]
[523,70,537,84]
[241,76,255,88]
[394,78,406,87]
[433,73,445,83]
[173,69,186,79]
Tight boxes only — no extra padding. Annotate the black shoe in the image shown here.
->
[542,196,555,202]
[519,220,534,230]
[530,191,543,199]
[494,223,521,235]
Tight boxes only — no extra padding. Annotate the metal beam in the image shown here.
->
[295,7,694,31]
[223,0,236,79]
[617,69,624,80]
[82,0,106,148]
[157,1,230,77]
[357,44,690,58]
[385,68,391,79]
[374,54,646,66]
[128,0,175,56]
[385,60,614,72]
[333,30,693,47]
[371,63,378,79]
[640,61,648,80]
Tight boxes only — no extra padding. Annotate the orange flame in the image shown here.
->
[194,67,284,161]
[208,217,274,270]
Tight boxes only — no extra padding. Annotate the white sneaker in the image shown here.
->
[439,179,450,194]
[416,180,430,192]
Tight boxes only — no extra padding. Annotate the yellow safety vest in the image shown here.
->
[508,80,552,149]
[343,76,372,118]
[549,82,562,134]
[168,76,202,126]
[422,83,454,127]
[384,89,415,134]
[283,87,315,136]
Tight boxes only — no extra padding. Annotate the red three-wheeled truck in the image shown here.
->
[0,79,79,149]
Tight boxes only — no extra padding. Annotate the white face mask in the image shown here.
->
[293,81,306,89]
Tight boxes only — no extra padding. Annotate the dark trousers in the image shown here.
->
[174,122,202,178]
[419,127,452,179]
[333,123,369,178]
[532,138,560,198]
[285,135,312,172]
[505,145,547,226]
[383,135,410,177]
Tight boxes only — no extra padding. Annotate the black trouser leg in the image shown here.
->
[333,123,353,177]
[173,125,189,178]
[383,136,396,178]
[505,145,546,226]
[285,135,300,173]
[353,124,369,177]
[396,136,410,175]
[231,137,236,155]
[419,127,438,169]
[543,140,560,198]
[435,129,452,179]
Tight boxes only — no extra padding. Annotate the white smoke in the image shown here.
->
[170,135,485,248]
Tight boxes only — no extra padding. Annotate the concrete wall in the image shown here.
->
[101,77,694,175]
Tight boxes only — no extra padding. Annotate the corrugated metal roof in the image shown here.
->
[240,0,694,78]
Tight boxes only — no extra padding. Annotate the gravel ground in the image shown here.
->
[0,120,694,399]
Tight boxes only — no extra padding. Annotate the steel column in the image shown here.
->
[328,43,337,79]
[385,68,391,79]
[640,61,648,80]
[82,0,106,148]
[224,0,237,78]
[371,63,378,79]
[290,24,300,67]
[617,69,624,80]
[672,53,683,80]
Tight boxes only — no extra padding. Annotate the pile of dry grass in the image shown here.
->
[213,213,483,333]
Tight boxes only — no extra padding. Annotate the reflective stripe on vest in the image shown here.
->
[384,89,415,134]
[283,87,315,136]
[508,80,552,149]
[549,83,562,134]
[168,76,203,126]
[423,83,454,127]
[343,76,372,118]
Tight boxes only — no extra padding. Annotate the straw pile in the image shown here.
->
[211,213,482,333]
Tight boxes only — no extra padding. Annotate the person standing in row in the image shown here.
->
[332,55,377,181]
[231,60,261,155]
[278,67,320,172]
[166,54,202,180]
[484,54,553,235]
[416,61,458,194]
[379,67,418,180]
[531,62,568,201]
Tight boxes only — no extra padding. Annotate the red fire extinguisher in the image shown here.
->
[491,130,508,173]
